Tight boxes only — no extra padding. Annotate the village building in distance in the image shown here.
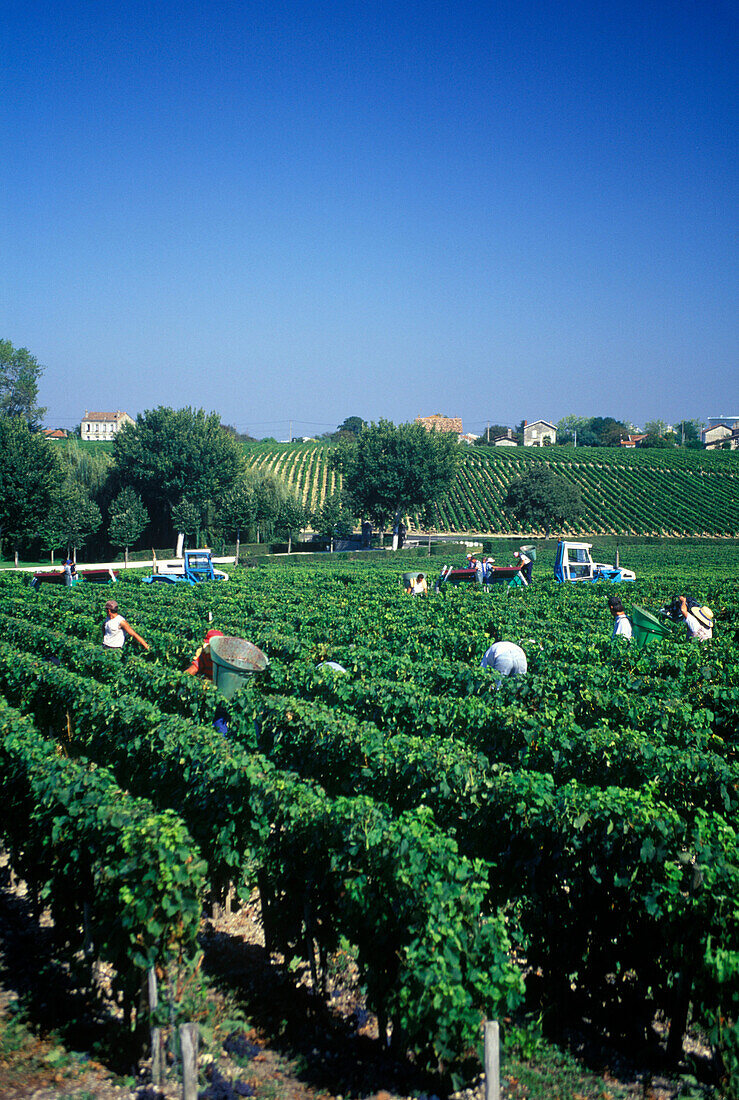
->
[702,419,739,449]
[415,414,464,435]
[81,409,134,441]
[522,420,557,446]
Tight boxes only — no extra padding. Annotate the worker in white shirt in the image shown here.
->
[607,595,633,639]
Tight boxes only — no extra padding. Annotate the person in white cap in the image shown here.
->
[513,549,533,585]
[678,596,714,641]
[481,636,528,679]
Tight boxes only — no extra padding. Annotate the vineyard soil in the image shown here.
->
[0,539,736,1098]
[0,873,714,1100]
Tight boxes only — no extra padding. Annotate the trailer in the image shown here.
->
[30,567,117,590]
[434,563,525,593]
[554,541,635,583]
[143,548,229,585]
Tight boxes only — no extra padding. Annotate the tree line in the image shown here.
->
[0,408,319,562]
[0,337,584,560]
[475,415,703,449]
[0,404,470,562]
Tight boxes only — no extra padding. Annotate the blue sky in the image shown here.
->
[1,0,736,438]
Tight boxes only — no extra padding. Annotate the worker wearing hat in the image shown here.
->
[185,629,225,680]
[678,596,714,642]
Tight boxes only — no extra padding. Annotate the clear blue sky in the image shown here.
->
[2,0,736,438]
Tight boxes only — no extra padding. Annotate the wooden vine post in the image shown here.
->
[179,1022,199,1100]
[148,968,164,1087]
[484,1020,500,1100]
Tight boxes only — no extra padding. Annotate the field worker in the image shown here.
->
[481,640,528,679]
[678,596,714,642]
[185,630,231,735]
[410,573,428,596]
[103,600,149,655]
[607,595,633,640]
[513,549,533,586]
[318,661,348,674]
[185,629,225,680]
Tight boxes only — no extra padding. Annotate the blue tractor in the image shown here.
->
[554,541,635,583]
[143,548,229,585]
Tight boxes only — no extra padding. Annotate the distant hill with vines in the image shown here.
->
[244,441,739,536]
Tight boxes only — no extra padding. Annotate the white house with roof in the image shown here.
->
[81,409,134,441]
[523,420,557,446]
[701,422,738,449]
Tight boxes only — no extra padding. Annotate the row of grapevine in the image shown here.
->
[2,547,739,1086]
[243,442,739,535]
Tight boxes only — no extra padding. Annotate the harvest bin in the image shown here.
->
[630,606,672,648]
[209,636,269,699]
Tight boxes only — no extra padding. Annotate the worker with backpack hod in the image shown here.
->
[607,595,633,640]
[677,596,714,642]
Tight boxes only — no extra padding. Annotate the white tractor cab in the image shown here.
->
[554,541,635,584]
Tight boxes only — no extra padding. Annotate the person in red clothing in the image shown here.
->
[185,629,230,735]
[185,629,224,681]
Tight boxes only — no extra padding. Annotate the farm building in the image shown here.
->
[523,420,557,446]
[619,434,648,448]
[702,422,736,449]
[81,409,134,441]
[416,414,463,435]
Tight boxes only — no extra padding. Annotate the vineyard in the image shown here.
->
[244,442,739,536]
[1,541,739,1094]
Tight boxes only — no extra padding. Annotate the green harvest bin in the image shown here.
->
[209,636,269,700]
[520,544,537,561]
[631,606,672,648]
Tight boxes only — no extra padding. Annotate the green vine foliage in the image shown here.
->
[2,543,739,1085]
[0,696,206,1016]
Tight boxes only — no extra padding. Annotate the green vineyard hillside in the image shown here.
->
[245,442,739,536]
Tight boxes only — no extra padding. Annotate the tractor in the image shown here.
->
[143,548,229,585]
[554,541,635,583]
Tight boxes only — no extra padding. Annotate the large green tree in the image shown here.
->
[0,418,61,560]
[504,465,582,537]
[221,481,257,561]
[674,419,702,446]
[638,431,673,449]
[46,479,102,559]
[333,419,459,545]
[275,495,308,554]
[108,486,149,565]
[170,497,202,546]
[112,407,245,543]
[0,340,47,429]
[334,416,366,437]
[312,491,354,552]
